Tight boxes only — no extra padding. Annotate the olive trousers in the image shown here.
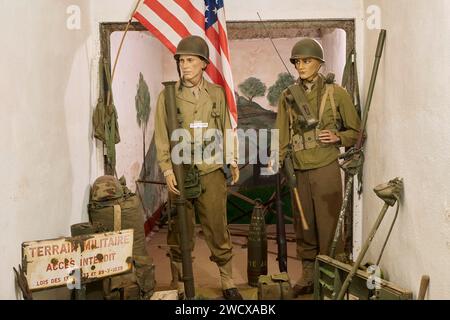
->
[167,169,235,289]
[293,161,344,260]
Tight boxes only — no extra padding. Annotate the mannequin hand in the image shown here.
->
[230,163,240,185]
[265,152,281,175]
[318,130,340,144]
[266,159,275,175]
[164,170,180,195]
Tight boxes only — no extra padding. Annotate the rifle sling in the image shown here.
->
[287,84,315,121]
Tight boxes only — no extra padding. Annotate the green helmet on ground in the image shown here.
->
[290,38,325,64]
[174,35,209,63]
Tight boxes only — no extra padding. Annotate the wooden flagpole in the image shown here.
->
[104,0,142,178]
[110,0,143,84]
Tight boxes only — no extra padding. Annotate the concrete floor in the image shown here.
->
[146,224,313,300]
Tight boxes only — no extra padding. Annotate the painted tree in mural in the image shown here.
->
[267,72,295,107]
[135,72,151,174]
[238,77,267,103]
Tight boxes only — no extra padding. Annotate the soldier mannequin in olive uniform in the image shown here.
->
[274,39,361,296]
[154,35,242,300]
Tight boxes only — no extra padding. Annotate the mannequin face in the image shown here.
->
[294,58,322,81]
[178,55,207,85]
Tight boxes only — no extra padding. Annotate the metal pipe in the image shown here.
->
[356,29,386,150]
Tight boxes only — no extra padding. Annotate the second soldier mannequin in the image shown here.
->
[275,39,361,296]
[154,35,242,300]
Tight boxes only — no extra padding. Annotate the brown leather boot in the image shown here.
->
[222,288,243,300]
[293,260,315,297]
[219,261,243,300]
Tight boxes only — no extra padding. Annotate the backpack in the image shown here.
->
[88,175,155,299]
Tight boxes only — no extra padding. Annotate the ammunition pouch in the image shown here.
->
[184,165,202,199]
[257,273,294,300]
[304,129,319,150]
[292,128,321,152]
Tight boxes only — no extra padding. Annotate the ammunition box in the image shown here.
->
[257,273,294,300]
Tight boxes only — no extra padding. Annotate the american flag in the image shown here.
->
[133,0,237,128]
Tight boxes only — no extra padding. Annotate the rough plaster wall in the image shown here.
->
[362,0,450,299]
[0,0,94,299]
[226,0,362,21]
[0,0,139,300]
[321,29,347,85]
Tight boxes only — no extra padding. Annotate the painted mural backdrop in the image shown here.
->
[110,30,346,224]
[111,31,167,224]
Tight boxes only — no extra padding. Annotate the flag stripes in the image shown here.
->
[134,0,237,127]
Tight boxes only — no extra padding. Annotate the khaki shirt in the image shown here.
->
[275,74,361,170]
[154,79,235,175]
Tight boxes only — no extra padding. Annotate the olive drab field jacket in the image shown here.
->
[155,79,236,175]
[276,74,361,170]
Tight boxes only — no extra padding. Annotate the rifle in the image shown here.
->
[275,173,288,272]
[283,152,309,231]
[162,81,196,299]
[329,29,387,258]
[257,12,309,232]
